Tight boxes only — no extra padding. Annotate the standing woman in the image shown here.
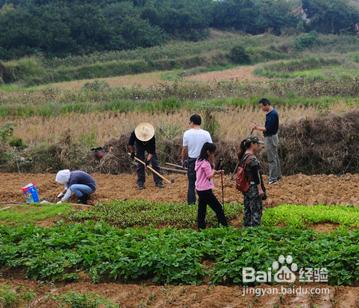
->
[195,142,228,229]
[238,137,266,227]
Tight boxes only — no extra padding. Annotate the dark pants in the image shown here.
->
[136,150,162,187]
[197,189,228,229]
[187,158,197,204]
[243,185,263,227]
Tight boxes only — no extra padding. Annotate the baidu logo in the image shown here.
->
[242,254,328,284]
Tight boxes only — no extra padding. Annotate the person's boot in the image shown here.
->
[78,194,89,205]
[156,182,164,189]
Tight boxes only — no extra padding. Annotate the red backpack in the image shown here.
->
[235,154,254,193]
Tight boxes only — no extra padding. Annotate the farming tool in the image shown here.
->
[165,162,187,170]
[128,153,174,184]
[161,166,187,174]
[216,158,225,209]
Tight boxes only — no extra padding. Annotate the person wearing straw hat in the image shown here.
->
[128,123,163,190]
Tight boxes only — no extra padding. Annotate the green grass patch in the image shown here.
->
[0,204,73,225]
[67,200,242,228]
[254,57,341,78]
[54,291,118,308]
[263,205,359,229]
[0,222,357,285]
[0,284,35,307]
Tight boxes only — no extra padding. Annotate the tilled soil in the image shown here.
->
[2,172,358,206]
[1,278,358,308]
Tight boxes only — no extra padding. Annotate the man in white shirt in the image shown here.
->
[182,114,212,205]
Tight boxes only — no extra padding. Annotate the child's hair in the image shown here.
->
[238,136,262,160]
[198,142,217,161]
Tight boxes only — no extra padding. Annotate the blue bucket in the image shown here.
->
[21,183,39,204]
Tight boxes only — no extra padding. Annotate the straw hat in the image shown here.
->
[135,122,155,142]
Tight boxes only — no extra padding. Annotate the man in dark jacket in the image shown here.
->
[251,98,282,184]
[128,122,163,190]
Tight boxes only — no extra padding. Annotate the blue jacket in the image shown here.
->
[264,108,279,137]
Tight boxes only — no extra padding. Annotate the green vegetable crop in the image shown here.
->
[0,223,357,285]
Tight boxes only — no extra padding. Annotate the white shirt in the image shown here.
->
[183,128,212,159]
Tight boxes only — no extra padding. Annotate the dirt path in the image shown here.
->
[185,65,265,82]
[1,173,358,206]
[1,278,358,308]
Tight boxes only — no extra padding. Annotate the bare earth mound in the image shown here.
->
[1,173,358,206]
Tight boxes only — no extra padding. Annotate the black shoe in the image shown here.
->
[156,182,164,188]
[137,185,145,190]
[78,194,89,205]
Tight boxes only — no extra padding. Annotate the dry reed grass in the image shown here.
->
[185,66,265,82]
[1,103,353,146]
[45,71,168,90]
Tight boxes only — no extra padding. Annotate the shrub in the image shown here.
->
[82,80,110,92]
[294,31,320,50]
[228,46,251,64]
[2,57,46,84]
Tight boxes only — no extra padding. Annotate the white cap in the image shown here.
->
[55,169,71,185]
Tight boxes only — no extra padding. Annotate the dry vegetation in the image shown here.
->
[185,65,265,82]
[45,71,168,90]
[2,103,353,146]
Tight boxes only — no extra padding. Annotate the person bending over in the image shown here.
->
[128,122,163,190]
[195,142,228,230]
[56,169,96,204]
[238,136,266,227]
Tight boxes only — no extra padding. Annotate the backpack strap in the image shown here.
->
[240,153,254,168]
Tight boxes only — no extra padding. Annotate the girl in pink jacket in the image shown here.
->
[195,142,228,229]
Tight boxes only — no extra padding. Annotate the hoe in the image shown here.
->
[128,153,175,184]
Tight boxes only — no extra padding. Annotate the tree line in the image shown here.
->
[0,0,358,59]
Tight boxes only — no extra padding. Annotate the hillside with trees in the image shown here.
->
[0,0,358,59]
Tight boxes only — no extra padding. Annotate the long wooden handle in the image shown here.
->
[130,154,172,184]
[165,162,187,170]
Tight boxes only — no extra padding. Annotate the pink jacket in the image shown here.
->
[195,159,214,191]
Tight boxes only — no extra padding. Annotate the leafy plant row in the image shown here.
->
[263,205,359,229]
[67,200,242,228]
[0,222,357,285]
[67,201,359,230]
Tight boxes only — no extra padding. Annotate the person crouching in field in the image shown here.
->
[237,137,266,227]
[56,170,96,204]
[195,142,228,230]
[128,122,163,190]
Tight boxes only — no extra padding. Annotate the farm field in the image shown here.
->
[0,197,358,307]
[0,173,358,206]
[0,27,359,307]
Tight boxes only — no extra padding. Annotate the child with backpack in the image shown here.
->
[195,142,228,230]
[236,136,266,227]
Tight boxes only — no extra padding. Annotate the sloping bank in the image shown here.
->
[0,222,357,285]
